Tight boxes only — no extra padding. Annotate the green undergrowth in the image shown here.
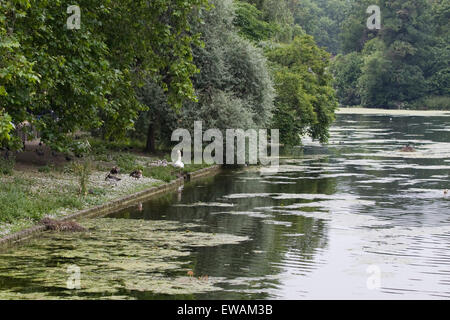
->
[0,177,83,224]
[0,139,214,236]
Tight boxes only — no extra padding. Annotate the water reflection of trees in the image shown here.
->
[117,170,337,299]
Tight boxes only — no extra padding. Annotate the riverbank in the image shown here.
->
[0,143,216,246]
[336,107,450,116]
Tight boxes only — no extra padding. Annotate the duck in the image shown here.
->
[130,169,143,179]
[105,173,121,181]
[400,144,416,153]
[445,189,448,195]
[173,150,184,169]
[110,166,120,175]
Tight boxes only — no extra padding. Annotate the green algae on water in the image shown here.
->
[0,218,249,299]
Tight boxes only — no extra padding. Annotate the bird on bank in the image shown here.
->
[130,169,143,179]
[173,150,184,169]
[105,173,121,181]
[445,189,448,195]
[110,166,120,175]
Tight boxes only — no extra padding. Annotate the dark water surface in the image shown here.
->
[1,113,449,299]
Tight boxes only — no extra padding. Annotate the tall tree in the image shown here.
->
[267,36,337,145]
[0,0,208,152]
[137,0,275,151]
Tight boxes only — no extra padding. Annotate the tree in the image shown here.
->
[0,110,14,148]
[137,0,275,151]
[293,0,350,54]
[233,1,276,42]
[267,36,337,145]
[331,52,364,106]
[0,0,208,153]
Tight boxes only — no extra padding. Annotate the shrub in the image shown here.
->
[410,96,450,110]
[72,160,92,196]
[0,155,15,175]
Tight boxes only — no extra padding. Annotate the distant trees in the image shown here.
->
[330,52,363,106]
[293,0,350,54]
[234,0,338,145]
[332,0,449,109]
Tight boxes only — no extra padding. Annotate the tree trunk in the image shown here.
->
[146,121,156,153]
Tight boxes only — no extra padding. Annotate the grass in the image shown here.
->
[143,166,177,182]
[142,163,213,182]
[0,138,215,236]
[0,156,15,175]
[38,164,54,173]
[0,177,83,224]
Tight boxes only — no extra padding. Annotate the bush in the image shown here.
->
[114,154,139,172]
[331,53,364,106]
[409,96,450,110]
[0,155,15,175]
[72,160,92,196]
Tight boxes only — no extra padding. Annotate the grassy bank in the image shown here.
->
[0,140,211,237]
[336,107,450,116]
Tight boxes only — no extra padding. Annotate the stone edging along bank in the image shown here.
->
[0,165,223,249]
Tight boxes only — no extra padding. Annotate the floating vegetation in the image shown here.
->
[0,218,248,299]
[262,220,292,227]
[210,211,271,219]
[173,202,235,208]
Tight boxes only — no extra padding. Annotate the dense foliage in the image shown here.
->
[0,0,207,152]
[267,36,337,145]
[333,0,449,109]
[234,0,338,145]
[6,0,444,154]
[136,0,337,149]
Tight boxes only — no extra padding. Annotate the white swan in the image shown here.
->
[174,150,184,169]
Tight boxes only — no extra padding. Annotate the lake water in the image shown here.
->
[0,112,449,299]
